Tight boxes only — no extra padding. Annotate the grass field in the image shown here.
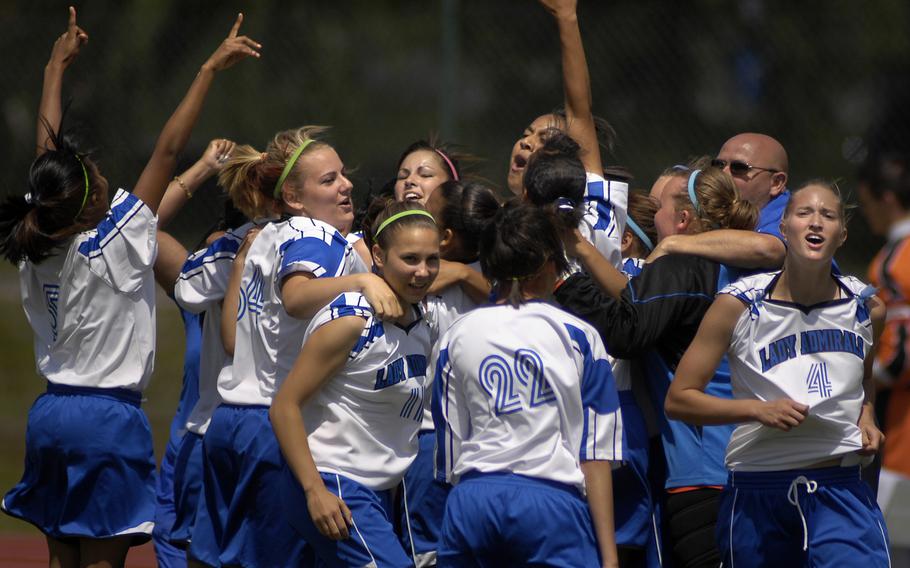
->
[0,262,187,534]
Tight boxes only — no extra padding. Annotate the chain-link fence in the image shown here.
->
[3,1,910,271]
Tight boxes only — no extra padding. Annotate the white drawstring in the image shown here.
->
[787,475,819,551]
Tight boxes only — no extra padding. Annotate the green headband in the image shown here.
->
[273,139,315,198]
[74,154,90,219]
[374,209,436,239]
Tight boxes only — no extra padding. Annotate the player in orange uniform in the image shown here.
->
[859,154,910,476]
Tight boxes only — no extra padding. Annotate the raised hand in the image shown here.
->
[49,6,89,69]
[538,0,578,19]
[202,138,237,171]
[203,13,261,72]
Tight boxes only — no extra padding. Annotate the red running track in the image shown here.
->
[0,534,156,567]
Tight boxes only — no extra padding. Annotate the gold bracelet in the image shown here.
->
[174,175,192,199]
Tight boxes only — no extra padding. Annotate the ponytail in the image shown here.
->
[673,164,758,233]
[219,125,331,219]
[480,200,568,307]
[0,124,107,264]
[523,132,585,233]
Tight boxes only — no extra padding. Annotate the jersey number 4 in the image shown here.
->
[478,349,556,415]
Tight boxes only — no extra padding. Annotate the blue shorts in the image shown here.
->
[399,430,451,567]
[2,383,156,544]
[614,391,655,550]
[438,472,600,568]
[282,468,413,568]
[188,404,307,568]
[153,420,187,567]
[170,431,204,546]
[718,466,891,568]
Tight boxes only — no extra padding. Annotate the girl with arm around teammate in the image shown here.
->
[271,201,441,568]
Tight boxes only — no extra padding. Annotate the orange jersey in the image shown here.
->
[870,219,910,475]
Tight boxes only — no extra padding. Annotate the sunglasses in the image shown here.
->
[711,158,779,177]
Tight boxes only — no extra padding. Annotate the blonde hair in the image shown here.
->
[218,125,331,219]
[670,161,758,233]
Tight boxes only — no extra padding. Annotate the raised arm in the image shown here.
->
[563,227,628,298]
[154,230,188,296]
[37,6,88,156]
[221,227,260,355]
[270,316,364,540]
[665,294,809,428]
[540,0,603,176]
[158,138,235,229]
[648,230,786,270]
[132,14,259,213]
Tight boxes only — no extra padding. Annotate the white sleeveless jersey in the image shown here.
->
[174,221,260,434]
[575,172,629,272]
[304,292,432,491]
[721,271,875,471]
[20,189,157,390]
[226,217,367,406]
[420,261,483,430]
[433,302,622,493]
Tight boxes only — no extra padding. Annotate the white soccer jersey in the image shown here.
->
[19,189,158,391]
[420,261,484,430]
[226,217,367,406]
[175,221,260,434]
[577,172,629,271]
[722,271,875,471]
[433,302,622,493]
[304,292,432,491]
[611,257,646,393]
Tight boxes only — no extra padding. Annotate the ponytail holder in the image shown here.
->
[687,169,702,214]
[434,148,459,181]
[74,154,90,219]
[274,139,315,198]
[374,209,436,239]
[626,217,654,252]
[24,192,34,205]
[556,196,576,211]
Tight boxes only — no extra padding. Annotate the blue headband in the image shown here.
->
[626,217,654,252]
[687,169,701,214]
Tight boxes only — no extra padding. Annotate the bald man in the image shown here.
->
[648,133,789,269]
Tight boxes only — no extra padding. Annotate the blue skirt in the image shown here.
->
[169,431,204,546]
[2,383,157,544]
[189,404,307,568]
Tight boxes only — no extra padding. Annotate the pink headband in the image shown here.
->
[434,148,459,181]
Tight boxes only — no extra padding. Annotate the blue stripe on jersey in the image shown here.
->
[565,323,620,462]
[178,235,241,279]
[585,178,616,234]
[432,347,452,482]
[564,324,619,414]
[351,322,385,358]
[77,192,144,258]
[278,233,347,278]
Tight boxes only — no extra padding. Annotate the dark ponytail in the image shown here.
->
[435,180,501,261]
[480,200,568,307]
[0,122,106,264]
[522,132,585,234]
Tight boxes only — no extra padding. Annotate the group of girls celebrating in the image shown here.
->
[0,3,892,568]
